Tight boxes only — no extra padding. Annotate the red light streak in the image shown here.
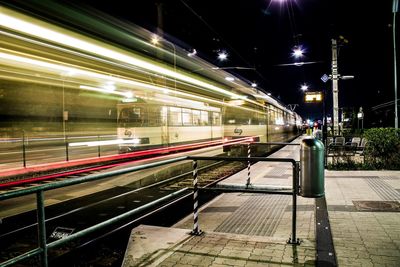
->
[0,136,258,189]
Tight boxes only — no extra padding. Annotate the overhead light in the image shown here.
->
[251,83,257,87]
[151,35,160,45]
[292,46,305,58]
[225,77,235,81]
[187,48,197,57]
[300,84,309,91]
[217,50,228,61]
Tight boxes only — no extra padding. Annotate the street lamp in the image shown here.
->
[393,0,399,128]
[292,47,304,58]
[217,50,228,61]
[187,48,197,57]
[300,84,308,91]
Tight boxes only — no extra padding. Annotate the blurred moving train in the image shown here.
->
[116,94,302,153]
[0,3,302,154]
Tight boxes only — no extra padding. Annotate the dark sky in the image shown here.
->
[76,0,395,121]
[13,0,398,121]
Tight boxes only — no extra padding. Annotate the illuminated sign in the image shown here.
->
[305,91,323,103]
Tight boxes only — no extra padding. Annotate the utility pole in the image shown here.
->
[331,39,340,135]
[393,0,398,129]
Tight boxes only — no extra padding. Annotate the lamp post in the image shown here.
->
[393,0,398,129]
[331,38,354,135]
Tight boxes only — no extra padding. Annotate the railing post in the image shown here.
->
[288,161,301,245]
[22,130,26,168]
[190,159,202,235]
[65,135,69,162]
[246,142,251,187]
[36,191,48,267]
[97,135,101,158]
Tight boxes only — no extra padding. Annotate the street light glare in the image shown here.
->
[187,48,197,57]
[292,48,304,58]
[217,51,228,61]
[151,35,160,45]
[301,84,308,91]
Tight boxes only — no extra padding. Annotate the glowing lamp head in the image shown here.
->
[292,48,304,58]
[300,84,308,91]
[151,35,160,45]
[217,51,228,61]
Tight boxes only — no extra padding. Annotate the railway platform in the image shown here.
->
[123,136,400,267]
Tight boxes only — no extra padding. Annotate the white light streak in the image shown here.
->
[0,9,241,99]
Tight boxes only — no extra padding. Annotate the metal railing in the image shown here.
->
[188,155,300,244]
[0,134,118,168]
[0,145,302,267]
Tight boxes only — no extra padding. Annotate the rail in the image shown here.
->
[0,146,301,267]
[0,134,118,168]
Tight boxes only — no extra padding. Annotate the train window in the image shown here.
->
[212,112,221,125]
[201,111,209,125]
[118,107,142,127]
[182,108,193,126]
[193,110,201,125]
[147,106,161,126]
[169,107,182,126]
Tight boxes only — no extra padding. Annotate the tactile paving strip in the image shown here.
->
[214,194,290,236]
[365,177,400,201]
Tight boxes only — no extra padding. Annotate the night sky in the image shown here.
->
[26,0,400,121]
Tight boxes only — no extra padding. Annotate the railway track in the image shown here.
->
[0,158,248,266]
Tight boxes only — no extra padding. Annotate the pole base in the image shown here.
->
[287,237,301,245]
[189,229,203,236]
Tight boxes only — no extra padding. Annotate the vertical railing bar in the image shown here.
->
[22,130,26,168]
[288,161,300,244]
[65,135,69,162]
[246,142,251,187]
[97,135,101,158]
[190,159,202,235]
[36,191,48,267]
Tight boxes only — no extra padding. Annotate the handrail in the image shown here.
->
[252,142,301,146]
[188,156,296,164]
[0,154,301,267]
[0,156,188,201]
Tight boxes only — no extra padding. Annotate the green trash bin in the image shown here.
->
[300,138,325,198]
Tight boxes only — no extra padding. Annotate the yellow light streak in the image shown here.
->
[79,85,129,97]
[0,8,241,99]
[0,51,266,115]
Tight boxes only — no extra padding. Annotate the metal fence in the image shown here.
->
[0,147,301,267]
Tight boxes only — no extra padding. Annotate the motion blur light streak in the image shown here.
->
[0,51,272,115]
[0,7,243,99]
[79,85,131,97]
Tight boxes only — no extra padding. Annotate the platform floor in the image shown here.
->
[123,136,400,267]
